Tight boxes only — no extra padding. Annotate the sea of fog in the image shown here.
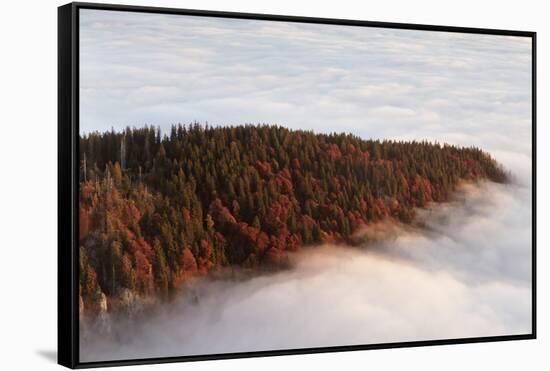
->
[80,181,532,362]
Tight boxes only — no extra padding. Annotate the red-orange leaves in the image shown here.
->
[255,160,273,178]
[263,247,284,266]
[79,207,90,241]
[197,239,214,273]
[134,249,153,295]
[209,198,237,226]
[77,124,509,311]
[180,247,198,274]
[325,143,342,161]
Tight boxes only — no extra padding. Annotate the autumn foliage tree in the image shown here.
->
[78,124,508,314]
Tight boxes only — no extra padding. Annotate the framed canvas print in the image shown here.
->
[58,2,536,368]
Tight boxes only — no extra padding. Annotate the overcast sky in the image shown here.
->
[80,9,532,181]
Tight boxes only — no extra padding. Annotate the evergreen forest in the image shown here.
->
[78,124,508,316]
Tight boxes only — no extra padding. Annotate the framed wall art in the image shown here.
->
[58,2,537,368]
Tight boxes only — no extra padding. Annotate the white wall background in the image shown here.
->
[0,0,545,370]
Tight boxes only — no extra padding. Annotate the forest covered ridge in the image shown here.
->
[78,124,508,317]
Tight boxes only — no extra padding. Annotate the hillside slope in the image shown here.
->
[78,124,508,316]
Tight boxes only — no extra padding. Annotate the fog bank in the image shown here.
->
[80,181,532,362]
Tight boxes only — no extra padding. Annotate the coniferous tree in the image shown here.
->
[78,124,508,315]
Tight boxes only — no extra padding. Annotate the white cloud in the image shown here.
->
[80,182,531,362]
[78,10,533,362]
[79,10,532,183]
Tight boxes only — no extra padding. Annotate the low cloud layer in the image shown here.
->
[80,182,532,362]
[78,10,532,362]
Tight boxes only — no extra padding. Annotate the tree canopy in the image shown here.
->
[78,124,508,316]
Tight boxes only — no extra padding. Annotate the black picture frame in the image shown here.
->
[58,2,537,368]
